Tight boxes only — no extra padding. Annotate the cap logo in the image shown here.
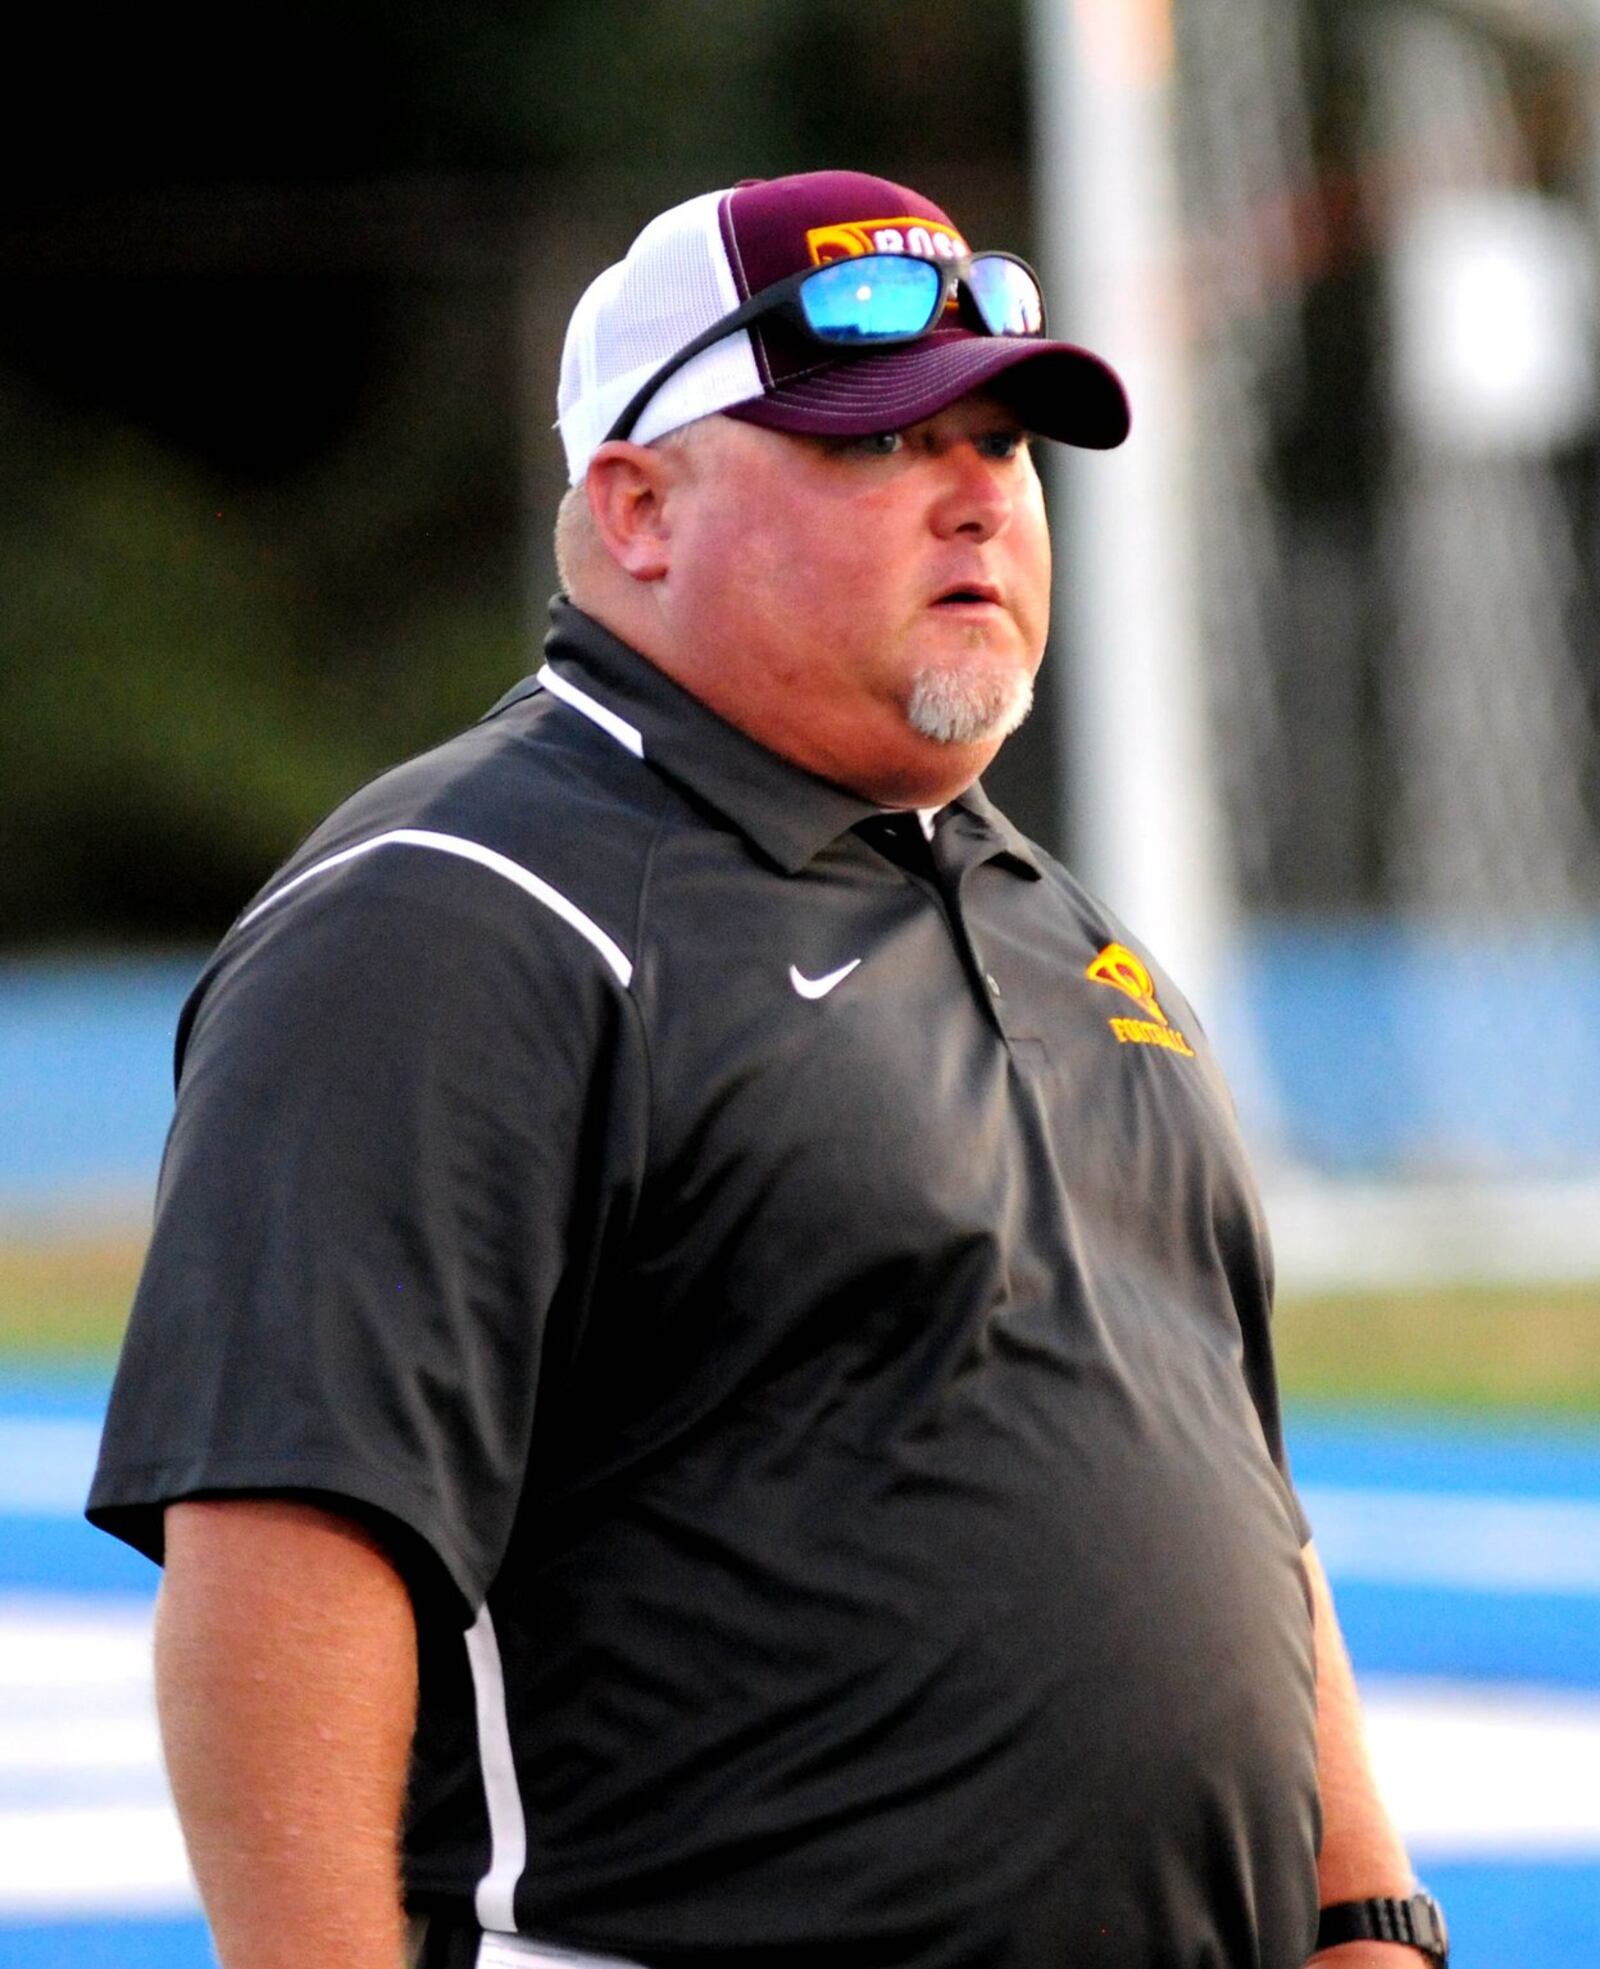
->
[804,217,968,266]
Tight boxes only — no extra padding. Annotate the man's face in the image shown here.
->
[651,391,1052,806]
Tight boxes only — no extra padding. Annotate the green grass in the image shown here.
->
[0,1235,146,1365]
[1275,1282,1600,1418]
[1,1236,1597,1416]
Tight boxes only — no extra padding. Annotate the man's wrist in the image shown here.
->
[1314,1945,1432,1961]
[1310,1946,1437,1968]
[1314,1891,1448,1968]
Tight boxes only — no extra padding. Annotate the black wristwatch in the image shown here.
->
[1315,1891,1448,1965]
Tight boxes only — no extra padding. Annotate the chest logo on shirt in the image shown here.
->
[790,957,862,1000]
[1086,943,1195,1057]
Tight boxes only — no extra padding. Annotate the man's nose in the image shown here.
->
[930,444,1012,540]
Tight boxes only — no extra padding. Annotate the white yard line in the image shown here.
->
[0,1420,102,1515]
[0,1594,153,1684]
[0,1597,198,1919]
[1301,1485,1600,1595]
[1362,1677,1600,1856]
[0,1804,197,1917]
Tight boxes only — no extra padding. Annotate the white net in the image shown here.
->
[1370,8,1599,918]
[1162,0,1600,1267]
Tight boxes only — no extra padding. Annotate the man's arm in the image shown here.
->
[155,1498,419,1969]
[1303,1539,1433,1967]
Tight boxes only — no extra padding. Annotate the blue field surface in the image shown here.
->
[1291,1410,1600,1499]
[1424,1860,1600,1960]
[0,958,201,1212]
[0,1919,214,1969]
[2,1381,1598,1965]
[1326,1580,1600,1689]
[1291,1411,1600,1690]
[0,1515,156,1597]
[1236,921,1600,1171]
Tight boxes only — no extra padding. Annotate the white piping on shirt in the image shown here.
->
[537,663,645,757]
[234,827,633,988]
[466,1602,528,1934]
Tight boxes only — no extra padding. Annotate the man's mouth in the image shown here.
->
[931,583,1003,608]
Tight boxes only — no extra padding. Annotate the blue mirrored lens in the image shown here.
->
[799,255,943,341]
[967,256,1044,336]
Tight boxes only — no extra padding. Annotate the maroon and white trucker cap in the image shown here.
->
[557,169,1129,483]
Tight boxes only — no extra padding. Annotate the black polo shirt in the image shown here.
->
[90,600,1320,1969]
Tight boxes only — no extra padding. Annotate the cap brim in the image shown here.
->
[723,330,1129,450]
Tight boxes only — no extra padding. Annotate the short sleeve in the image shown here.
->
[86,842,644,1612]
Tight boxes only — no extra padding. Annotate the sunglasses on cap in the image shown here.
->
[604,249,1048,446]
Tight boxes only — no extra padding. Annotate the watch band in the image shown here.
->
[1316,1891,1448,1965]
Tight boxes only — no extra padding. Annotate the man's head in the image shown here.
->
[555,169,1128,807]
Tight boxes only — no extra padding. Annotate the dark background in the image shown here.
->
[0,3,1048,947]
[11,3,1588,951]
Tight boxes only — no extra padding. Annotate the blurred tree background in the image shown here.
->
[0,1,1046,949]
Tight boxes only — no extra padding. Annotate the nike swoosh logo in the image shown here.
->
[789,958,862,1000]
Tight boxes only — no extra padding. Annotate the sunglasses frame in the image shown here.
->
[602,249,1048,447]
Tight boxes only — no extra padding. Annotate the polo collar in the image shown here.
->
[941,780,1044,880]
[536,600,1041,881]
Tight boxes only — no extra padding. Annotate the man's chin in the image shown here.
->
[904,663,1035,747]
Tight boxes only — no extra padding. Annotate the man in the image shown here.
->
[89,170,1446,1969]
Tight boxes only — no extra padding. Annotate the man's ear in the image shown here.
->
[584,441,677,583]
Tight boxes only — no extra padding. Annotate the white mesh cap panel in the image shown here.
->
[557,188,764,483]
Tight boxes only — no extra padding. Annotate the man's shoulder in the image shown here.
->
[204,682,677,1012]
[301,681,667,879]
